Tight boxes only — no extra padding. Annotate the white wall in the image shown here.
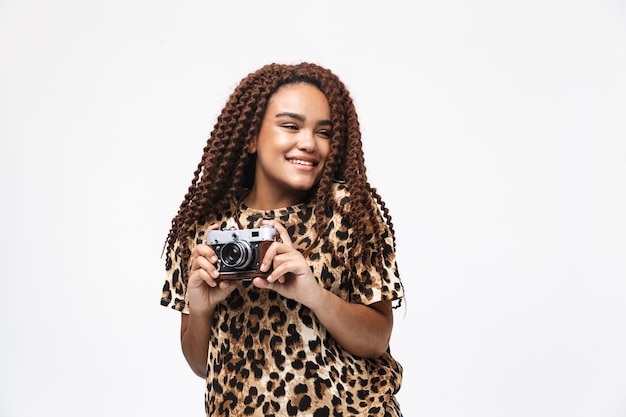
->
[1,1,625,416]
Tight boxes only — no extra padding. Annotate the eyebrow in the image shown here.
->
[275,112,333,127]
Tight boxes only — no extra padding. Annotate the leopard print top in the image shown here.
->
[161,183,405,416]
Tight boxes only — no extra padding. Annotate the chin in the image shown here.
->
[285,176,319,190]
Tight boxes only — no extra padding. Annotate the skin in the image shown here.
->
[180,83,394,378]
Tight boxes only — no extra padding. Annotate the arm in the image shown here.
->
[180,310,213,378]
[180,224,238,377]
[307,292,393,359]
[254,269,393,359]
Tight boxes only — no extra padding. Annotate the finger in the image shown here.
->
[188,268,218,288]
[252,276,276,289]
[268,274,286,284]
[265,262,290,282]
[197,223,221,257]
[193,243,218,261]
[218,279,238,291]
[204,223,221,236]
[261,219,292,247]
[190,251,220,285]
[258,241,289,273]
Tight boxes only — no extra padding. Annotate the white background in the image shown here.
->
[1,1,625,416]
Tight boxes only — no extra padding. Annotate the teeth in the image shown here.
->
[289,159,314,166]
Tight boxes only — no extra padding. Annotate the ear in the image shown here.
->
[248,137,257,154]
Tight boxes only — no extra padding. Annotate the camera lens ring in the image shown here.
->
[221,241,254,269]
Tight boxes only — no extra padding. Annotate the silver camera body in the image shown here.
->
[205,225,277,279]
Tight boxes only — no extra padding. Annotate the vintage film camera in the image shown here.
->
[205,225,277,280]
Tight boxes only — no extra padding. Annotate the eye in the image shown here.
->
[317,129,331,138]
[281,123,299,131]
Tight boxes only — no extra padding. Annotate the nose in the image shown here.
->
[297,129,316,152]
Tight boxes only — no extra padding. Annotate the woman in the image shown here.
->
[161,62,405,416]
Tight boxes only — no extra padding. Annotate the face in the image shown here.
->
[248,82,332,205]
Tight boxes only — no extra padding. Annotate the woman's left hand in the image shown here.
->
[251,219,323,307]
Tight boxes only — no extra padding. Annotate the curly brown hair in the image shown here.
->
[165,62,397,280]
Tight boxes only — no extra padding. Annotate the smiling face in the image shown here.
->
[247,82,332,208]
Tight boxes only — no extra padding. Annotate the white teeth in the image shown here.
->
[289,159,314,166]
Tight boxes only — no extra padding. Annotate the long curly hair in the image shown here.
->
[165,62,397,279]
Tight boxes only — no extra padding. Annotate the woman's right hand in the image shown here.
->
[186,225,238,315]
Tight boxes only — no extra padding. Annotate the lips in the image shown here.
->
[287,158,317,166]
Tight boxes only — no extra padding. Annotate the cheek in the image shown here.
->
[319,141,331,161]
[260,129,291,150]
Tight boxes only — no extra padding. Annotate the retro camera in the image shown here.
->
[205,225,277,280]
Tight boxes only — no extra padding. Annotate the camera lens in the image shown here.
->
[221,241,254,269]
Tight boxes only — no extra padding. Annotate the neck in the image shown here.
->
[242,187,311,210]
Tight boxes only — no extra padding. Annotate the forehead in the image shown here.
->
[267,83,330,115]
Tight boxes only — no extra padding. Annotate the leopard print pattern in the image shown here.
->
[161,183,404,416]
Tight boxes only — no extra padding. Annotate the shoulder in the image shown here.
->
[327,181,383,224]
[329,180,350,206]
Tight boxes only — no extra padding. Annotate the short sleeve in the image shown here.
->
[351,193,404,306]
[350,215,405,308]
[160,240,190,314]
